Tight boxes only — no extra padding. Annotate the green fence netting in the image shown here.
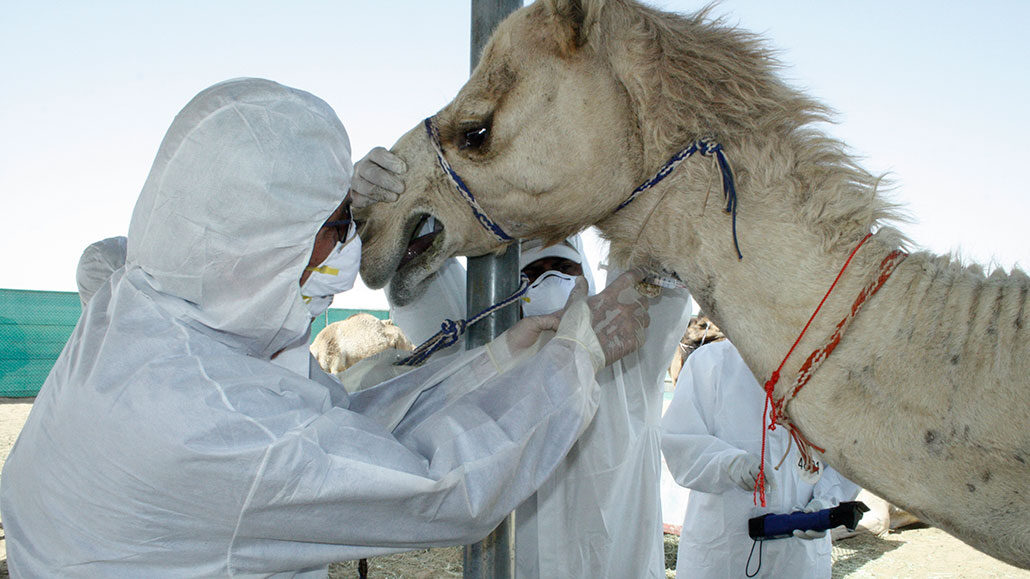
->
[0,288,386,398]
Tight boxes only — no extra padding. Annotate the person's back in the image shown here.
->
[3,283,344,574]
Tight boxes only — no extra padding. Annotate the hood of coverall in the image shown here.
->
[126,78,353,359]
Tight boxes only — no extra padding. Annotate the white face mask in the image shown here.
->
[300,230,361,318]
[522,271,578,317]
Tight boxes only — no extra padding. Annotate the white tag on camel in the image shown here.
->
[797,455,824,485]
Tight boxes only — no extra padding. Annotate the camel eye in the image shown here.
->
[461,126,489,150]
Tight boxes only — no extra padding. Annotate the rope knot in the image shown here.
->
[437,319,466,348]
[397,273,531,367]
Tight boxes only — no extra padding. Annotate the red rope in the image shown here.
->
[755,232,873,507]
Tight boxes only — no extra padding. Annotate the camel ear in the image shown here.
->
[543,0,605,51]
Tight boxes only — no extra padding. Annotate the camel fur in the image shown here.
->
[356,0,1030,567]
[310,313,413,375]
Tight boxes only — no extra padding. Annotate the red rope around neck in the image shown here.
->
[754,232,873,506]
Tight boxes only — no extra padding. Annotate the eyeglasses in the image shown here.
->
[321,201,353,244]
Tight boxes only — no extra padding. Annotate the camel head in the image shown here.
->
[357,0,645,306]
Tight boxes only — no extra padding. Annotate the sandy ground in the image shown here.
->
[2,399,1028,578]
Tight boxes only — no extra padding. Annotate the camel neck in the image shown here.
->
[601,135,905,389]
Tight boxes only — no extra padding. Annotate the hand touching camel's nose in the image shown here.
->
[350,147,407,210]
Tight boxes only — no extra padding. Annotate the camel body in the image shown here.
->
[357,0,1030,567]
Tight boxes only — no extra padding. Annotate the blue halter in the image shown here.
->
[408,121,742,366]
[424,117,741,260]
[615,138,742,260]
[424,118,513,243]
[397,273,530,367]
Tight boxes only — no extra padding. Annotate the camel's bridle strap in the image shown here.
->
[754,232,907,506]
[424,117,513,243]
[424,116,742,259]
[616,138,743,260]
[397,273,531,367]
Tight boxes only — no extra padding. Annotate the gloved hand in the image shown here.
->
[727,453,763,492]
[584,269,651,366]
[350,147,407,209]
[792,498,831,540]
[488,301,565,373]
[503,310,562,355]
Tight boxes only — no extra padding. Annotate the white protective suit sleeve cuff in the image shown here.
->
[486,295,604,375]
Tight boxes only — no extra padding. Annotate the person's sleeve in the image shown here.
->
[388,257,467,349]
[660,348,749,494]
[813,464,862,506]
[231,298,603,559]
[612,281,692,388]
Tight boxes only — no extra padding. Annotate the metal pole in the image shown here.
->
[464,1,522,578]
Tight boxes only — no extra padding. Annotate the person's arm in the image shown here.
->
[660,347,757,494]
[608,278,691,389]
[231,293,605,562]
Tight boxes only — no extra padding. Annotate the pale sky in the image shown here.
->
[3,1,1028,310]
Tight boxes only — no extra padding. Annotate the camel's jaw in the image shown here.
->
[387,214,453,306]
[358,209,454,306]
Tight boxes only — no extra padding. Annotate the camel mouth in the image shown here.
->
[384,213,453,306]
[398,214,445,270]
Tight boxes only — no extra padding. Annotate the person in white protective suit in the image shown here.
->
[0,78,652,578]
[357,148,693,577]
[661,340,860,578]
[75,235,127,307]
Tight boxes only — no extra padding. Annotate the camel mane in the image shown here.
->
[597,0,911,255]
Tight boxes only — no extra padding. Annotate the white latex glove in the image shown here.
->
[504,311,562,354]
[792,498,831,540]
[584,270,651,366]
[727,453,763,492]
[792,528,827,540]
[350,146,407,209]
[485,308,563,374]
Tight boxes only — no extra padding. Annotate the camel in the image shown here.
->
[355,0,1030,568]
[668,314,724,383]
[310,313,413,376]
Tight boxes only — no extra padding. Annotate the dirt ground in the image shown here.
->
[2,398,1027,578]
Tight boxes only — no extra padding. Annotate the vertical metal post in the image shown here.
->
[464,2,522,578]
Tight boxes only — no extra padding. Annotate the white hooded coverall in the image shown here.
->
[661,340,860,578]
[390,239,693,579]
[0,78,610,578]
[75,235,127,307]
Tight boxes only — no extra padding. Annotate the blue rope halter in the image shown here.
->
[397,273,531,366]
[424,118,513,243]
[615,137,743,260]
[410,120,741,365]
